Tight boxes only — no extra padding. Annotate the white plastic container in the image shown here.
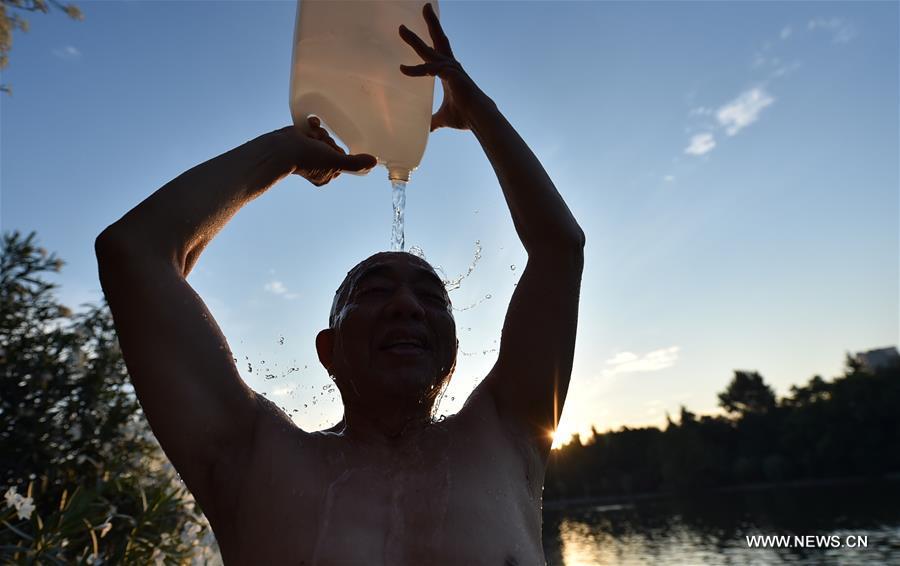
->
[289,0,438,182]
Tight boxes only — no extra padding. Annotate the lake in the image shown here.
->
[541,479,900,565]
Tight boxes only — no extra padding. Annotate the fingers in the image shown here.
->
[338,153,378,172]
[307,116,329,141]
[307,116,346,153]
[400,62,442,77]
[423,3,453,56]
[399,24,436,62]
[430,113,442,132]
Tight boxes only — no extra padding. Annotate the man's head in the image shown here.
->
[316,252,458,414]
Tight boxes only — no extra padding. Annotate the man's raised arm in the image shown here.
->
[95,123,374,520]
[401,5,585,458]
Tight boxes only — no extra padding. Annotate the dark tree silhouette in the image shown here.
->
[544,354,900,501]
[1,231,216,563]
[717,370,777,417]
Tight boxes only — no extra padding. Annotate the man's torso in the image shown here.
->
[213,392,547,565]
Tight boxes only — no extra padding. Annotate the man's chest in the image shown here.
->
[228,426,544,565]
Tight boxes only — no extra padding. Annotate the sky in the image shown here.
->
[2,1,897,445]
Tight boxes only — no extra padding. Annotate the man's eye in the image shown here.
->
[356,286,391,299]
[358,286,391,298]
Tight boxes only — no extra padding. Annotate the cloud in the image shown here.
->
[771,61,801,79]
[602,346,680,376]
[716,88,774,136]
[684,133,716,155]
[52,46,81,60]
[808,17,856,44]
[663,175,675,182]
[264,280,298,299]
[780,26,793,40]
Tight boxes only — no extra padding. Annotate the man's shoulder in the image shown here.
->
[451,384,543,461]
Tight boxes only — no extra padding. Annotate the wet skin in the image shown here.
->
[219,382,546,565]
[96,4,583,565]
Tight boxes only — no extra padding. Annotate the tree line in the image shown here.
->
[545,351,900,501]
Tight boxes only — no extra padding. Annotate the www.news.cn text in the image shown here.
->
[746,535,868,549]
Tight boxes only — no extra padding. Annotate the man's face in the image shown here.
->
[325,253,457,407]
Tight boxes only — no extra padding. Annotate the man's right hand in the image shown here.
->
[274,117,377,187]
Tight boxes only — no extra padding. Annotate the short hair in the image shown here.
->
[329,251,449,328]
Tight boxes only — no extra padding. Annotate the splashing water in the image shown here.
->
[408,245,426,259]
[435,240,482,292]
[390,179,407,251]
[453,293,493,312]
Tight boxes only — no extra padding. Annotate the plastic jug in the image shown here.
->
[289,0,438,183]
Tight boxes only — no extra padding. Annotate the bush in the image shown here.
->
[0,231,218,564]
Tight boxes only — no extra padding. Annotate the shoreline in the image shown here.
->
[541,472,900,512]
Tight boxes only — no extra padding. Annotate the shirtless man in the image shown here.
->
[96,5,584,564]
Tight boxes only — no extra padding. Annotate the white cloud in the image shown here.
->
[689,106,714,117]
[663,175,675,182]
[780,26,793,40]
[771,61,801,79]
[684,133,716,156]
[52,46,81,60]
[752,52,768,69]
[808,17,856,44]
[264,280,298,299]
[602,346,680,376]
[716,88,774,136]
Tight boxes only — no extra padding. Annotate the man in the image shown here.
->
[96,5,584,564]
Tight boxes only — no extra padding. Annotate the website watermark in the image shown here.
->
[746,534,868,549]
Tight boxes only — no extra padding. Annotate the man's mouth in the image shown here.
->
[379,330,429,355]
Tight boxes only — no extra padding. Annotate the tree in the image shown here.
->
[1,0,83,94]
[1,231,218,564]
[717,370,776,417]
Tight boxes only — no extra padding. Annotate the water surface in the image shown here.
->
[542,479,900,565]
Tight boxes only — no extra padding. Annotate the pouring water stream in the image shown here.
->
[390,179,407,251]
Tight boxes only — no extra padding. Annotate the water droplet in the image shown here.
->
[279,336,285,345]
[510,264,516,271]
[247,363,253,373]
[485,294,492,300]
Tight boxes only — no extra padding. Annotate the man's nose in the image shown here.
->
[384,286,425,320]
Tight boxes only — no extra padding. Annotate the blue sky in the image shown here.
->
[2,1,897,443]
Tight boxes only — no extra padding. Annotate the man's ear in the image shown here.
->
[316,328,335,375]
